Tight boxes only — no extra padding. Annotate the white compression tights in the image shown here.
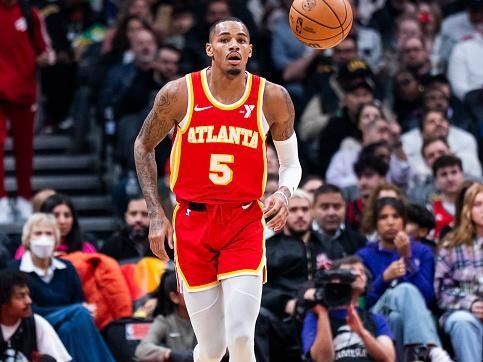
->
[183,274,263,362]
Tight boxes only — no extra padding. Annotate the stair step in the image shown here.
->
[5,135,71,152]
[5,175,102,192]
[70,195,112,212]
[0,216,119,235]
[5,154,95,172]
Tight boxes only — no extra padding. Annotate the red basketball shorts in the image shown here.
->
[173,200,266,292]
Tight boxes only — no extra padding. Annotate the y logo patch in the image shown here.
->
[242,104,255,119]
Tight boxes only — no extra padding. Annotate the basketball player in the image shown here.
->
[134,17,302,362]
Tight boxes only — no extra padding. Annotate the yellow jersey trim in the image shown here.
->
[169,74,193,190]
[200,68,253,110]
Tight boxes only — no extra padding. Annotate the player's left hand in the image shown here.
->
[263,191,288,232]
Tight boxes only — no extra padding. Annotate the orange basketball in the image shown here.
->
[289,0,353,49]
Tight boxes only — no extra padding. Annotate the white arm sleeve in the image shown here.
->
[273,133,302,196]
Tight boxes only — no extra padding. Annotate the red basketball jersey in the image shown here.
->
[170,68,268,204]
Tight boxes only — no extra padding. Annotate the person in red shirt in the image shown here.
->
[0,0,54,223]
[134,17,302,362]
[429,155,465,241]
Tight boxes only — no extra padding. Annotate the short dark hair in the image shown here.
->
[126,194,145,207]
[158,44,181,56]
[152,270,178,317]
[406,203,435,230]
[208,17,248,41]
[332,255,364,270]
[300,174,323,188]
[421,136,449,158]
[354,155,389,178]
[371,197,407,231]
[313,184,344,203]
[432,155,463,177]
[0,270,29,305]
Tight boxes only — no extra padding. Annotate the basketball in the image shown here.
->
[289,0,353,49]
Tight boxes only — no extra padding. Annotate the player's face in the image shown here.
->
[206,21,252,76]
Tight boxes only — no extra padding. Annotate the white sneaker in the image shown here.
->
[16,197,32,221]
[0,197,13,224]
[430,347,453,362]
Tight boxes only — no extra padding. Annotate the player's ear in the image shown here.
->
[206,42,213,57]
[248,43,253,58]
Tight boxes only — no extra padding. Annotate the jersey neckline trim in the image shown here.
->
[200,68,253,110]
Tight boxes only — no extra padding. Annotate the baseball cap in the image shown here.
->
[337,59,376,92]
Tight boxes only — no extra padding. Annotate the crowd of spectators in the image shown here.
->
[1,0,483,361]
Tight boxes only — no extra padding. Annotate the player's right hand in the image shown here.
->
[149,214,174,262]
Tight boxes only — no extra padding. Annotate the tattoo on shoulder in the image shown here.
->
[278,86,295,139]
[138,86,179,142]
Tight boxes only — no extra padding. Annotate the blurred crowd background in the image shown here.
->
[0,0,482,361]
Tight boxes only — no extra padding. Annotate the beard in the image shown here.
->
[128,225,149,243]
[286,223,310,239]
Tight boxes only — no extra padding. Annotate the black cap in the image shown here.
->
[337,59,375,92]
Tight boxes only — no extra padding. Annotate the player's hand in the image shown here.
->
[36,51,52,67]
[394,231,411,258]
[382,258,406,282]
[346,304,365,336]
[263,191,288,232]
[149,213,174,262]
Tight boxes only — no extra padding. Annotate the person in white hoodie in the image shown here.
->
[447,21,483,100]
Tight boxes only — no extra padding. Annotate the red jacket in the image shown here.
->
[62,252,133,330]
[0,1,51,104]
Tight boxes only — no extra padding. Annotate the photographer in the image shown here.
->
[301,256,395,362]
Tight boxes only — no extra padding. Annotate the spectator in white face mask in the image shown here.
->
[8,213,116,362]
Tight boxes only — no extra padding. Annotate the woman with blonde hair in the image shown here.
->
[435,183,483,362]
[9,213,115,362]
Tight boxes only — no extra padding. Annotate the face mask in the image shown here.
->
[30,236,56,259]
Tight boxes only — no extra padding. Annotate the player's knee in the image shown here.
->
[197,343,227,362]
[227,329,252,351]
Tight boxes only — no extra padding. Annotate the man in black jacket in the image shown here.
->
[101,195,154,262]
[313,184,367,257]
[256,189,362,362]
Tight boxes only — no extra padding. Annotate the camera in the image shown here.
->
[313,269,356,308]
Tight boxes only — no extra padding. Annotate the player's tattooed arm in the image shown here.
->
[263,82,296,200]
[134,78,186,216]
[263,82,296,141]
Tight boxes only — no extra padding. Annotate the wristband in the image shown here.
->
[274,191,289,205]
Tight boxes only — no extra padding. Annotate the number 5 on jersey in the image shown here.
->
[209,154,234,185]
